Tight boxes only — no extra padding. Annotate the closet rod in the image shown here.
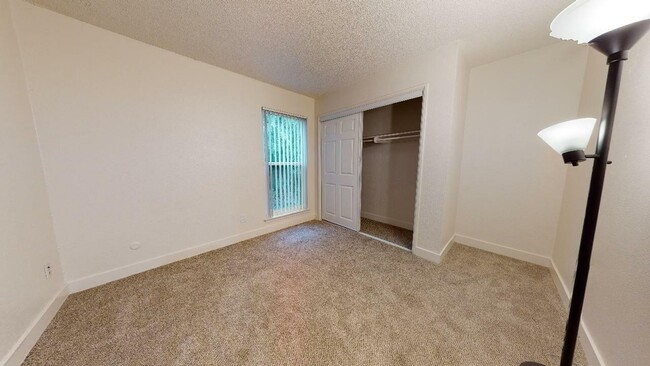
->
[363,130,420,144]
[363,130,420,139]
[373,135,420,143]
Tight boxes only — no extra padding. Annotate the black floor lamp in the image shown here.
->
[521,1,650,366]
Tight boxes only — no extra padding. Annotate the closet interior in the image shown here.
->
[360,97,422,250]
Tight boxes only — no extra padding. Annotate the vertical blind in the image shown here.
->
[263,109,307,218]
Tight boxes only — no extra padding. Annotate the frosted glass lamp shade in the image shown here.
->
[550,0,650,44]
[538,118,596,154]
[538,118,596,165]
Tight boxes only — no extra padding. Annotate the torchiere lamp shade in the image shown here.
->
[538,118,596,165]
[550,0,650,44]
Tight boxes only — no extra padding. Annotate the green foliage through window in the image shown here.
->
[263,109,307,217]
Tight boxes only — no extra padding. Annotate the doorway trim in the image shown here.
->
[317,85,427,251]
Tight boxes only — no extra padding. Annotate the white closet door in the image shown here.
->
[321,113,362,231]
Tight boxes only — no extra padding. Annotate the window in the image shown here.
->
[263,109,307,218]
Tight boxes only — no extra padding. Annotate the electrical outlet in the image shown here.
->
[239,214,248,224]
[130,241,141,250]
[44,263,53,279]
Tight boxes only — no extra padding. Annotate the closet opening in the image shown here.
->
[320,91,424,252]
[359,97,422,250]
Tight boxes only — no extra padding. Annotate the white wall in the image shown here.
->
[554,41,650,365]
[10,0,317,291]
[441,54,469,249]
[455,42,589,265]
[361,98,421,229]
[317,43,468,262]
[0,0,65,364]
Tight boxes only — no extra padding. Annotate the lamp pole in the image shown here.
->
[559,19,650,365]
[558,49,625,366]
[521,18,650,366]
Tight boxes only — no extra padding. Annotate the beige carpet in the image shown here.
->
[24,221,586,365]
[360,217,413,250]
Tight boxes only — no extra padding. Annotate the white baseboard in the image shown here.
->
[438,234,456,261]
[454,234,551,267]
[550,260,571,306]
[2,286,69,366]
[361,211,413,230]
[67,213,316,293]
[412,234,455,264]
[550,260,605,366]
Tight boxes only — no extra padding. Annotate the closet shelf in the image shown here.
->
[362,130,420,144]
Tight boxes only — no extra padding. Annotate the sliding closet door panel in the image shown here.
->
[339,185,354,220]
[321,113,361,231]
[340,139,355,175]
[324,141,337,174]
[341,117,356,132]
[324,183,337,216]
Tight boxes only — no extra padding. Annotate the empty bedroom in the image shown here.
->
[1,0,648,365]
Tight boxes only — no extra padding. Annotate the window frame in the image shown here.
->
[262,108,308,219]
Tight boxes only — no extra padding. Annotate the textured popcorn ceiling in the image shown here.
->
[27,0,573,96]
